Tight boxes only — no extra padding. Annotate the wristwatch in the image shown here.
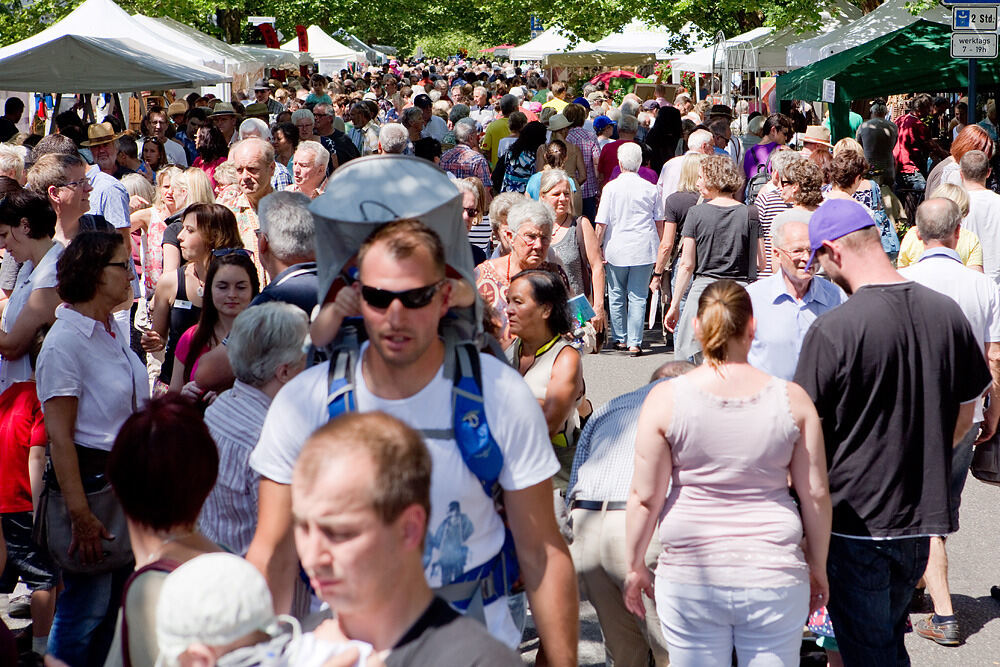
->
[652,272,663,277]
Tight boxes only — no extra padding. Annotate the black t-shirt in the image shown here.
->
[681,202,761,280]
[250,262,318,315]
[794,282,990,538]
[0,118,17,142]
[161,220,182,250]
[385,598,521,667]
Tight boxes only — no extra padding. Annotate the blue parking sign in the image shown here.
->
[957,9,971,27]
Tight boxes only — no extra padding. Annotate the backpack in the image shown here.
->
[744,151,773,205]
[310,155,520,620]
[868,180,900,260]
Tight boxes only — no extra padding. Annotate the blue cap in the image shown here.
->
[572,96,590,110]
[593,115,615,133]
[806,198,877,270]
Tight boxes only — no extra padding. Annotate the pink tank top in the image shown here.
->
[657,374,808,589]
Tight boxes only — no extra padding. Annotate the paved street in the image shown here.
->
[520,332,1000,665]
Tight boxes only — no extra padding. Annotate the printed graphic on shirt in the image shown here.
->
[425,501,475,585]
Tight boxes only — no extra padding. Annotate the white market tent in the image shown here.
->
[543,20,707,68]
[282,26,364,74]
[752,0,862,71]
[509,27,595,62]
[0,0,231,92]
[333,29,392,64]
[133,15,259,75]
[235,45,314,70]
[785,0,949,67]
[669,26,774,74]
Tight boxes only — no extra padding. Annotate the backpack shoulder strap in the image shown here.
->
[121,559,182,667]
[327,324,362,421]
[446,338,504,499]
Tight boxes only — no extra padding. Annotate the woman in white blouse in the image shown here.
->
[0,188,62,394]
[37,231,149,666]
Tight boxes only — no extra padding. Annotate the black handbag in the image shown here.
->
[39,478,133,575]
[971,430,1000,487]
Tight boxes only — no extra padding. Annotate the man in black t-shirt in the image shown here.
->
[794,199,990,665]
[0,97,24,142]
[291,413,521,667]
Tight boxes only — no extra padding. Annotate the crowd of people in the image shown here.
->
[0,55,997,667]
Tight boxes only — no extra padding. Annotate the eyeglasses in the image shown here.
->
[313,113,329,118]
[212,247,253,258]
[360,280,444,309]
[777,246,812,259]
[780,180,795,187]
[59,178,89,190]
[463,207,479,217]
[105,261,131,272]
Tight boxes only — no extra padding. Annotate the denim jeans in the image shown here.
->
[48,564,132,667]
[606,263,654,348]
[826,535,930,667]
[895,171,926,192]
[654,579,809,666]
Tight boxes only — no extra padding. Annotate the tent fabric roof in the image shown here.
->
[749,0,862,71]
[0,0,230,74]
[332,29,391,64]
[281,25,362,61]
[669,27,773,73]
[234,45,313,69]
[785,0,949,67]
[776,20,979,103]
[0,33,231,92]
[508,27,595,61]
[133,15,258,75]
[542,20,708,67]
[543,50,657,68]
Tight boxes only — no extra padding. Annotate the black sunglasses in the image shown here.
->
[212,247,253,258]
[105,261,130,271]
[360,281,444,309]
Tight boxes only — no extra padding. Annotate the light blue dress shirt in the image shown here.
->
[746,272,847,381]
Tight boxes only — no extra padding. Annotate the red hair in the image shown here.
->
[951,124,995,162]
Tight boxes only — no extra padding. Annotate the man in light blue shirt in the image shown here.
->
[747,217,846,380]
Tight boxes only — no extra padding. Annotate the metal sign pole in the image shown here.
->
[970,58,978,124]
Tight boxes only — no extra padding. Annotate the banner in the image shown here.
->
[259,23,280,49]
[296,25,309,52]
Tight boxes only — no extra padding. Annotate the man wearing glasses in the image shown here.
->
[746,217,846,380]
[247,219,578,666]
[312,103,359,171]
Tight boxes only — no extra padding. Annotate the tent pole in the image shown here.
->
[969,59,978,125]
[48,94,62,135]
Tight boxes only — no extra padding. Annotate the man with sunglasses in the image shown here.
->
[248,219,578,666]
[746,217,845,381]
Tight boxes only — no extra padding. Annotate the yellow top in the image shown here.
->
[897,226,984,269]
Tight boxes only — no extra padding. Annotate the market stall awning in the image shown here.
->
[749,0,862,71]
[542,50,656,68]
[0,33,231,92]
[134,15,259,75]
[234,44,314,69]
[509,27,594,61]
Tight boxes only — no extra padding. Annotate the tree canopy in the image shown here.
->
[0,0,914,57]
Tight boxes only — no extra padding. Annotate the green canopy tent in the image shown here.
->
[776,20,985,142]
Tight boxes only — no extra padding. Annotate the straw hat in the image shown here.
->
[81,122,125,147]
[800,125,832,147]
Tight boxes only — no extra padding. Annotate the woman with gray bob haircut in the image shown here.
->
[199,302,308,555]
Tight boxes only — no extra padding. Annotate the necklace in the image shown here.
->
[145,529,195,565]
[192,264,205,298]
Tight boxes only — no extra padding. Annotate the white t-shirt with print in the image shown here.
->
[250,343,559,647]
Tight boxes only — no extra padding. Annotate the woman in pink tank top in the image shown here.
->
[624,279,831,666]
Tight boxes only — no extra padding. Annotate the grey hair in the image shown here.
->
[870,101,888,118]
[539,168,571,195]
[290,108,314,124]
[379,123,409,153]
[239,118,271,141]
[257,191,315,262]
[488,192,525,232]
[0,144,25,181]
[454,118,478,145]
[294,140,329,170]
[507,199,554,235]
[961,149,990,182]
[770,215,807,249]
[449,104,471,125]
[620,100,639,117]
[770,149,805,179]
[687,129,714,153]
[915,197,962,241]
[401,107,423,128]
[618,114,639,135]
[226,302,309,387]
[618,142,642,172]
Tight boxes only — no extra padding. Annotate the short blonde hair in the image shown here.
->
[154,165,184,207]
[677,153,708,193]
[178,167,215,205]
[833,137,864,158]
[213,161,238,188]
[930,182,971,217]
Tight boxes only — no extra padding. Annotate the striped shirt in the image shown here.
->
[567,380,661,504]
[567,127,602,200]
[199,380,270,555]
[754,185,791,276]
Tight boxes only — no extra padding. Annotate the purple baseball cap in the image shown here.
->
[806,198,876,270]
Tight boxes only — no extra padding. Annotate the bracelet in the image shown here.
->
[652,272,662,277]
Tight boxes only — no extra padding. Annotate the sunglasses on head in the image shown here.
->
[360,280,444,309]
[212,247,253,258]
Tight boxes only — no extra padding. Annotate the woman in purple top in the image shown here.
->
[742,114,794,180]
[625,279,831,666]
